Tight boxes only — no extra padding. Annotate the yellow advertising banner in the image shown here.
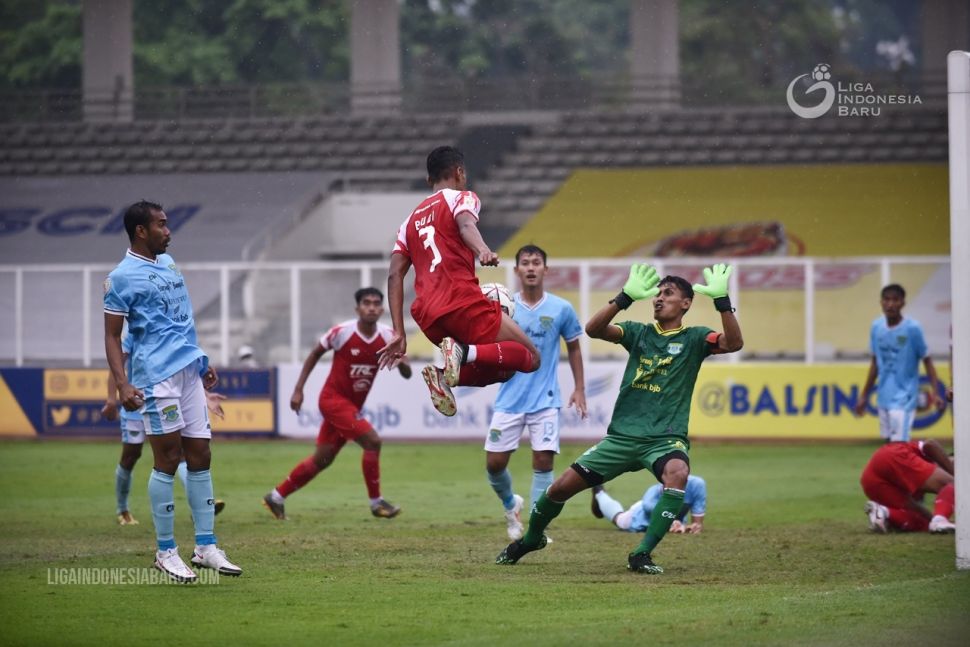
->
[690,363,952,439]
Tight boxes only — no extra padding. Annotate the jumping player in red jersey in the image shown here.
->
[861,439,955,533]
[378,146,540,416]
[263,288,411,520]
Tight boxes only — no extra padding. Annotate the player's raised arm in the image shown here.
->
[692,263,743,353]
[586,263,660,343]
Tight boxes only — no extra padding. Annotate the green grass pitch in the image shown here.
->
[1,439,968,646]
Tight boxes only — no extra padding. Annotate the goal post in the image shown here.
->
[948,50,970,570]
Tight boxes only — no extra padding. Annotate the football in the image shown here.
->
[480,282,515,318]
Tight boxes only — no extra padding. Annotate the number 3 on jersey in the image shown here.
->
[418,226,442,272]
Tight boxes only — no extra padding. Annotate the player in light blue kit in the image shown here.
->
[101,335,227,525]
[485,245,587,540]
[591,475,707,534]
[104,200,241,583]
[854,284,943,442]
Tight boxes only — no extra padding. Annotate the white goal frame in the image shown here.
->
[948,50,970,570]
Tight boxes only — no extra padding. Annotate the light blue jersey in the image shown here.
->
[870,317,928,410]
[104,250,206,389]
[493,292,583,414]
[630,475,707,531]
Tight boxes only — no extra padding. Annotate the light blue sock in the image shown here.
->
[115,465,133,514]
[176,461,188,491]
[531,470,554,512]
[186,469,217,546]
[594,490,625,525]
[487,469,515,510]
[148,469,176,551]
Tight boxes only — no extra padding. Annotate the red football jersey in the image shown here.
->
[392,188,486,329]
[319,320,395,409]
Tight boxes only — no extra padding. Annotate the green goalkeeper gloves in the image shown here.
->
[692,263,735,312]
[611,263,660,310]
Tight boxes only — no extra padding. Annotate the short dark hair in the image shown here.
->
[427,146,464,183]
[355,287,383,304]
[659,275,694,300]
[124,200,163,241]
[881,284,906,299]
[515,244,547,265]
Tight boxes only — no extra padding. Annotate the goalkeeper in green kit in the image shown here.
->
[496,263,743,573]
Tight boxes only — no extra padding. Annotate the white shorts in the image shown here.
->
[139,362,211,438]
[484,408,560,453]
[878,407,915,442]
[120,415,145,445]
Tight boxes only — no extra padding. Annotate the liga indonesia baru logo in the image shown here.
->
[786,63,922,119]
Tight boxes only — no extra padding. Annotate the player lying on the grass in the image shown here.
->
[861,438,955,533]
[264,288,411,521]
[496,263,743,574]
[591,474,707,534]
[104,200,241,582]
[102,340,227,525]
[377,146,540,417]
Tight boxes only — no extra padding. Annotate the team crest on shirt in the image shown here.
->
[896,335,907,345]
[540,316,554,331]
[168,263,181,276]
[351,348,361,356]
[667,342,683,355]
[162,405,179,422]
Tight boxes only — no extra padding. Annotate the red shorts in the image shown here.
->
[422,296,503,346]
[860,443,936,509]
[316,396,374,447]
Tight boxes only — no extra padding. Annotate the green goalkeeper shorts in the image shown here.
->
[573,434,690,484]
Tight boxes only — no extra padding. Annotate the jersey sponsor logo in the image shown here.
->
[351,348,361,356]
[162,405,179,422]
[667,342,683,355]
[349,364,375,378]
[353,378,373,392]
[661,511,677,519]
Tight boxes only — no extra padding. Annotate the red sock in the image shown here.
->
[887,507,929,532]
[934,483,955,519]
[276,456,322,498]
[470,341,534,373]
[362,450,381,499]
[457,362,515,387]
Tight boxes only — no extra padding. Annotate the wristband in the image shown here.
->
[713,296,734,313]
[610,291,634,310]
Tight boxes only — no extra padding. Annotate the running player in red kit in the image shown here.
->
[378,146,540,416]
[263,288,410,520]
[861,439,955,533]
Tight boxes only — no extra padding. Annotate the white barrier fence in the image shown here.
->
[0,256,951,367]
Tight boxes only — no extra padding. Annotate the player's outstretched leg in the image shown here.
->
[496,534,548,565]
[421,365,457,416]
[628,487,684,575]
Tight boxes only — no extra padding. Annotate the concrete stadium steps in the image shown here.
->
[472,107,947,235]
[0,115,461,179]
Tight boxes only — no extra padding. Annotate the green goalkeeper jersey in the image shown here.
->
[609,321,716,442]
